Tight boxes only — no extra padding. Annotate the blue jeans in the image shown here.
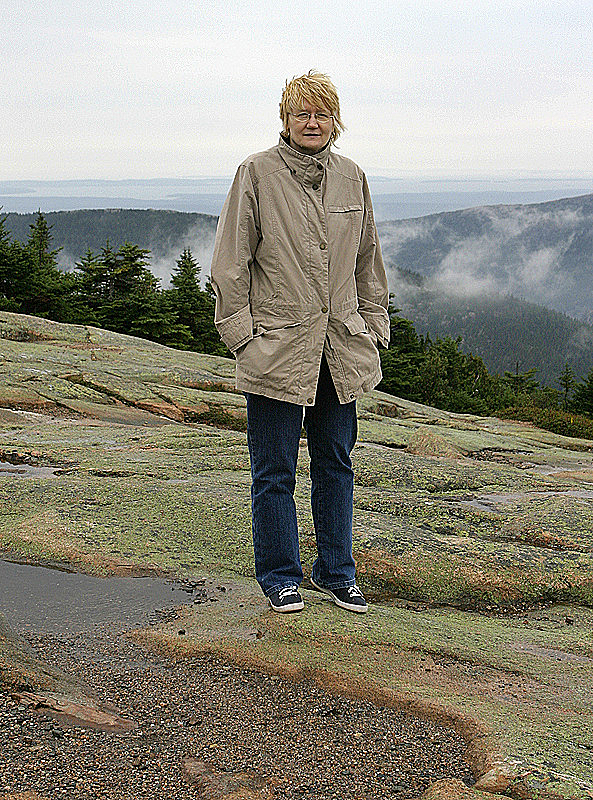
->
[245,354,358,596]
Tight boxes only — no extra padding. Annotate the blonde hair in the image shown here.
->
[280,70,345,144]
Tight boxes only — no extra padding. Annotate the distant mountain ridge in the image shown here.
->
[377,193,593,323]
[4,198,593,385]
[4,209,218,283]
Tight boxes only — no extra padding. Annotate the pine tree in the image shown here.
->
[558,364,577,410]
[22,212,67,318]
[0,214,20,311]
[573,370,593,415]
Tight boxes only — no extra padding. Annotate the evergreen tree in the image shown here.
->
[168,247,203,346]
[98,243,158,332]
[378,304,425,400]
[0,214,20,311]
[70,248,104,323]
[419,345,448,407]
[502,364,539,397]
[21,212,68,319]
[558,364,577,410]
[573,370,593,415]
[165,247,230,356]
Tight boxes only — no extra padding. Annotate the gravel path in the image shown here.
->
[0,626,475,799]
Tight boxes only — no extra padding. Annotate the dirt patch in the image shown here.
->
[0,628,475,800]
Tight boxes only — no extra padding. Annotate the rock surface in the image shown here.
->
[412,779,508,799]
[181,759,274,799]
[2,311,593,799]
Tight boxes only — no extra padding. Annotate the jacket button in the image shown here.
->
[321,306,328,313]
[319,242,327,250]
[312,183,319,190]
[307,397,314,404]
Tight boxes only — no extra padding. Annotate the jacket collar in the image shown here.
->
[277,135,331,186]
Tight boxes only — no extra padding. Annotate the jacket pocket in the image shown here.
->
[253,321,301,336]
[327,205,363,213]
[237,322,303,382]
[342,311,368,336]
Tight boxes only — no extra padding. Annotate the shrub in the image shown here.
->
[498,405,593,441]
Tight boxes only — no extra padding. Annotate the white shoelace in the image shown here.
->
[278,585,299,600]
[347,585,364,598]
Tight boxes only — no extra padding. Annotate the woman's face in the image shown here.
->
[287,100,334,154]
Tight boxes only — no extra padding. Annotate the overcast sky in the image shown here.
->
[3,0,593,181]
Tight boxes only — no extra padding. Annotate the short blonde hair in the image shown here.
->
[280,70,345,144]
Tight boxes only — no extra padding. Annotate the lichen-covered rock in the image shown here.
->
[406,428,464,458]
[3,311,593,799]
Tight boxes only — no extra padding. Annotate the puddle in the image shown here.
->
[0,459,61,478]
[0,559,200,636]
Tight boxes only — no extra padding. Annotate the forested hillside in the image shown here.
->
[3,209,218,272]
[4,202,593,398]
[2,212,593,433]
[378,193,593,322]
[392,268,593,385]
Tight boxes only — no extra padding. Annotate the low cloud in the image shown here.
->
[151,222,216,289]
[381,201,588,317]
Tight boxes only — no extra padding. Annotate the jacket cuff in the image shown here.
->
[215,304,254,352]
[359,309,390,348]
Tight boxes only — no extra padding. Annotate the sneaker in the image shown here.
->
[268,585,304,613]
[310,577,368,613]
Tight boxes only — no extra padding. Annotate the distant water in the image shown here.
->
[2,177,593,221]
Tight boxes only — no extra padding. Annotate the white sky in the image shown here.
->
[2,0,593,180]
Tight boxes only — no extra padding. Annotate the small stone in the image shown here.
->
[473,762,518,792]
[181,758,274,798]
[413,778,509,799]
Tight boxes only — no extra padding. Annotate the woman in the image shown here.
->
[210,70,389,613]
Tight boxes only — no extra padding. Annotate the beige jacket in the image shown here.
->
[210,137,390,406]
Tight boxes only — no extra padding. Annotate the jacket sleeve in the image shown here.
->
[210,162,261,353]
[355,173,390,348]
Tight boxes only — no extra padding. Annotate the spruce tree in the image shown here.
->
[558,364,577,410]
[22,212,67,318]
[0,214,20,311]
[573,370,593,415]
[166,247,229,356]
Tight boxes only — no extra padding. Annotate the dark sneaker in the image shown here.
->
[310,577,368,613]
[268,585,304,613]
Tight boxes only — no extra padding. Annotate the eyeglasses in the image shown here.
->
[289,111,333,124]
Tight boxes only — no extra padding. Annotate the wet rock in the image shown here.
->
[135,399,185,422]
[473,762,518,792]
[13,690,137,732]
[413,778,508,799]
[181,758,274,799]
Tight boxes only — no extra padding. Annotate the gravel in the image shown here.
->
[0,627,475,799]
